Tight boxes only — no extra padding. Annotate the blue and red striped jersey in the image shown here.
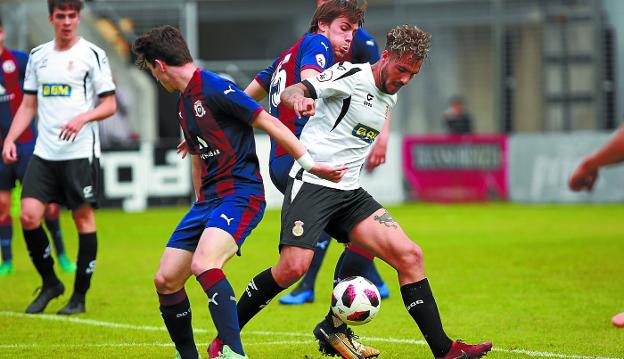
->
[0,49,36,144]
[178,69,265,201]
[255,33,334,160]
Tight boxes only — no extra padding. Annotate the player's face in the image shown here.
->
[146,61,174,92]
[319,16,357,58]
[49,8,80,43]
[379,51,423,95]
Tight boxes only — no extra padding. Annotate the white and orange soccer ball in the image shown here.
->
[331,276,381,326]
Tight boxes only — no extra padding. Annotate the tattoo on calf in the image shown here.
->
[374,211,398,229]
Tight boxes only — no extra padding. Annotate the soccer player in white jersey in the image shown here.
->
[1,0,116,315]
[235,25,492,359]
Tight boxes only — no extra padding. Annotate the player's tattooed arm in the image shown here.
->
[281,83,315,118]
[374,211,398,229]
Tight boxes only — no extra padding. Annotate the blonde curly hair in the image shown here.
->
[385,25,431,61]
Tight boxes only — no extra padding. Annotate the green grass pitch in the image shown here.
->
[0,203,623,358]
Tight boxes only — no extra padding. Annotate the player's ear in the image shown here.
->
[317,20,330,35]
[154,59,166,72]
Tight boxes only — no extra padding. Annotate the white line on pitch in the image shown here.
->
[0,311,620,359]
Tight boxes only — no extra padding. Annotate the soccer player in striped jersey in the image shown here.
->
[235,25,493,359]
[132,25,345,359]
[0,19,75,277]
[278,0,391,310]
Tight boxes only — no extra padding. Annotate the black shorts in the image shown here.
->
[21,155,101,210]
[279,177,382,250]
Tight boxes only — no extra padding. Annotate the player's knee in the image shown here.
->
[19,210,41,229]
[273,262,307,287]
[154,271,178,292]
[397,243,424,273]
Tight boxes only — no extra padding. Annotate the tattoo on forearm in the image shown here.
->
[374,211,398,229]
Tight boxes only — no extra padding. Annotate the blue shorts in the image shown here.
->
[269,155,294,194]
[0,141,35,191]
[167,193,266,254]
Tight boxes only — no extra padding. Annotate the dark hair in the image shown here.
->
[309,0,364,33]
[132,25,193,69]
[385,24,431,61]
[48,0,83,15]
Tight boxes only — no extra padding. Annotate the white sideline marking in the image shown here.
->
[0,311,620,359]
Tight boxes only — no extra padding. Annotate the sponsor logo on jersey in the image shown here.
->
[364,93,374,108]
[317,70,333,82]
[42,83,71,97]
[366,40,376,47]
[194,100,206,117]
[320,42,329,51]
[352,123,380,144]
[223,85,235,95]
[2,60,16,74]
[316,54,326,68]
[292,220,305,237]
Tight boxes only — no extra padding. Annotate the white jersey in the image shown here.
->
[24,38,116,160]
[290,61,397,190]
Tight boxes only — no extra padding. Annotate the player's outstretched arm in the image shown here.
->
[2,94,38,164]
[280,83,315,119]
[569,124,624,191]
[252,110,346,183]
[59,94,117,141]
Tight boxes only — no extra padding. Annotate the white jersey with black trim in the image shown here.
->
[24,38,116,160]
[289,61,397,190]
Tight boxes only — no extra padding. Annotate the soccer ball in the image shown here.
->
[331,276,381,326]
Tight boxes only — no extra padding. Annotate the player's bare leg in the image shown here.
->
[194,227,247,358]
[155,248,198,359]
[348,208,492,358]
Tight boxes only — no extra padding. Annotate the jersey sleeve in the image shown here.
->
[352,29,380,64]
[255,57,279,91]
[88,47,116,97]
[210,78,263,125]
[300,35,333,73]
[302,62,361,100]
[23,50,38,94]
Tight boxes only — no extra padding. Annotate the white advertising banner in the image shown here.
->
[509,132,624,203]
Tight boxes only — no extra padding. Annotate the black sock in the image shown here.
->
[44,217,65,256]
[237,268,285,329]
[73,232,97,302]
[401,279,452,357]
[23,226,60,287]
[159,288,198,359]
[299,232,331,290]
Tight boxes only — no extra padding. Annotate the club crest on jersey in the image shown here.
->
[42,84,71,97]
[317,70,333,82]
[2,60,16,74]
[194,100,206,117]
[292,220,305,237]
[352,123,380,144]
[316,54,326,68]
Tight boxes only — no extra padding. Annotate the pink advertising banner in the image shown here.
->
[402,134,508,202]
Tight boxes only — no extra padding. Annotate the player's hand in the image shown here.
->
[59,114,88,142]
[365,139,387,172]
[1,141,17,164]
[293,98,315,118]
[309,163,347,183]
[177,139,189,159]
[568,158,599,192]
